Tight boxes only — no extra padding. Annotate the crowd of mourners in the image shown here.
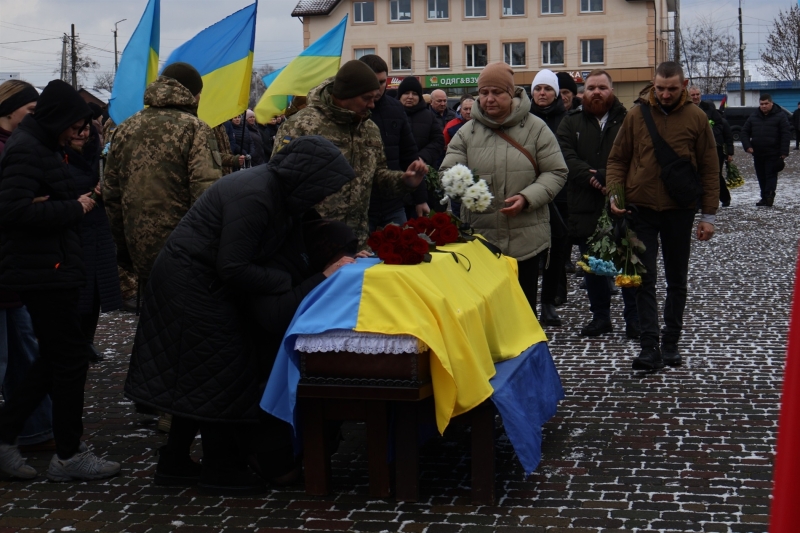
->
[0,53,790,492]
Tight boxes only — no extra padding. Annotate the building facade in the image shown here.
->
[292,0,672,106]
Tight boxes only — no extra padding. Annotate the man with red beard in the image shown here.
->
[556,70,639,339]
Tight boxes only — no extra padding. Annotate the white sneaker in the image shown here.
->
[46,450,120,482]
[0,443,37,479]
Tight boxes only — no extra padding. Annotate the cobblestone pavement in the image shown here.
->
[1,149,797,533]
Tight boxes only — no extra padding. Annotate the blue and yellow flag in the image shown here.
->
[254,14,347,123]
[108,0,160,125]
[261,239,549,431]
[162,2,257,128]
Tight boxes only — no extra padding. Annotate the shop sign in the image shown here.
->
[387,76,410,90]
[424,73,480,88]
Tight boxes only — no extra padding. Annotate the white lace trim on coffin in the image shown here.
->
[294,329,427,354]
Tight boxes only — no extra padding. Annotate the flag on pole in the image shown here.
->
[162,3,258,128]
[255,14,347,123]
[770,248,800,532]
[108,0,160,125]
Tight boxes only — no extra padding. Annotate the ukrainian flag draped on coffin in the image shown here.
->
[254,14,347,123]
[162,2,257,128]
[108,0,160,125]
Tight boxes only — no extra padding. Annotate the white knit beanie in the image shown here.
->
[531,69,559,93]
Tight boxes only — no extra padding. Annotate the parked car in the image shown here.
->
[722,105,795,142]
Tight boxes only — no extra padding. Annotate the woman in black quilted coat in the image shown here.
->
[397,76,445,219]
[124,136,356,494]
[0,80,122,481]
[65,122,122,362]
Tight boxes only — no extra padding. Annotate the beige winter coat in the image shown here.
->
[440,87,567,261]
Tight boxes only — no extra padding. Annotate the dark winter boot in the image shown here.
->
[764,193,775,207]
[540,304,562,327]
[154,445,202,486]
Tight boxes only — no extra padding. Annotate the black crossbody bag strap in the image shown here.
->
[640,105,682,167]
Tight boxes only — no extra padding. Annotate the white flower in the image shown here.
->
[463,180,493,212]
[440,165,492,212]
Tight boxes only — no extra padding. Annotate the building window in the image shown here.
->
[354,1,375,23]
[354,48,376,59]
[391,46,412,70]
[465,44,488,68]
[428,0,449,19]
[429,45,450,69]
[503,42,526,67]
[465,0,487,18]
[541,41,564,65]
[390,0,412,21]
[503,0,525,16]
[581,39,604,63]
[580,0,603,13]
[541,0,563,14]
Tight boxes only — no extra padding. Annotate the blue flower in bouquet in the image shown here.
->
[587,257,619,277]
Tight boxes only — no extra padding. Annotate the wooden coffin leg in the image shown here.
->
[302,399,331,495]
[470,402,495,505]
[395,401,419,502]
[365,400,391,498]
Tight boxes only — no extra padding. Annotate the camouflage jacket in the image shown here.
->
[104,76,222,282]
[273,78,409,247]
[212,123,239,176]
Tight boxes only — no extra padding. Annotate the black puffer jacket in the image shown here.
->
[124,136,355,422]
[741,103,791,157]
[246,122,268,166]
[698,101,734,155]
[405,100,444,206]
[0,113,89,291]
[66,138,123,314]
[531,97,568,203]
[557,98,626,240]
[368,94,418,215]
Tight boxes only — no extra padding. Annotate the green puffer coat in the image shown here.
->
[440,87,567,261]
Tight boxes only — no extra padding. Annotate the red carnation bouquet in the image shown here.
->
[367,212,462,265]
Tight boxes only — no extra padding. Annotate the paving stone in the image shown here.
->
[0,149,786,531]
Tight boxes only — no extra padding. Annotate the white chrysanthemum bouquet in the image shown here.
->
[439,164,493,213]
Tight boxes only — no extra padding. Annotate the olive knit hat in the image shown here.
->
[162,62,204,96]
[477,62,516,95]
[332,60,380,99]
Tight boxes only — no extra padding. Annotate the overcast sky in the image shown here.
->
[0,0,794,87]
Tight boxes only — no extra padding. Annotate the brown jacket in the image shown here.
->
[606,88,719,214]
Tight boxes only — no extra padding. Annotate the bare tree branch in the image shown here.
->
[682,17,739,94]
[759,5,800,81]
[94,71,115,91]
[249,64,277,110]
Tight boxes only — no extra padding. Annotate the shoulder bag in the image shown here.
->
[493,128,568,239]
[640,105,703,208]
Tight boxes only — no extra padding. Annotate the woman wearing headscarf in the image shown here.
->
[225,114,252,161]
[0,80,120,481]
[124,136,358,495]
[397,76,445,219]
[440,63,568,313]
[0,80,56,454]
[65,121,123,362]
[245,109,267,166]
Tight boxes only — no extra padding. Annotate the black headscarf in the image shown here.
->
[33,80,91,142]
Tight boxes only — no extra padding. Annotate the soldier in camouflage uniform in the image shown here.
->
[273,60,426,247]
[212,124,244,176]
[104,63,222,285]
